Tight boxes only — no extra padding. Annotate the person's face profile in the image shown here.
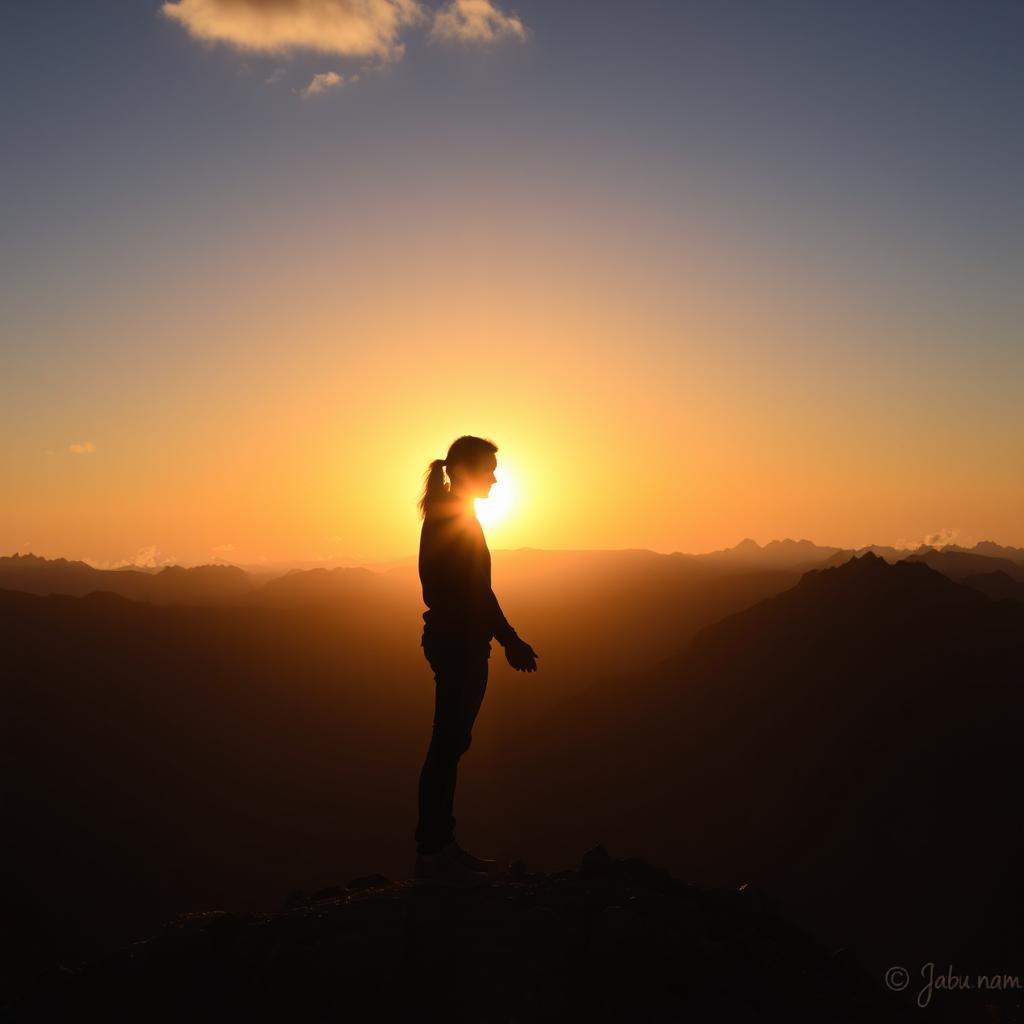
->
[451,454,497,500]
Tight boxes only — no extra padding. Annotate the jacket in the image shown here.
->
[418,495,518,649]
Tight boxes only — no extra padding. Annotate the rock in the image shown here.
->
[579,842,612,874]
[345,873,391,891]
[508,858,530,880]
[9,851,914,1023]
[308,886,344,903]
[736,881,779,916]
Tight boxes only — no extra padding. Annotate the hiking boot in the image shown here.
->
[414,848,489,888]
[443,839,501,875]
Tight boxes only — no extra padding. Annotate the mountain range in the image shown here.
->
[4,538,1023,607]
[2,543,1022,1020]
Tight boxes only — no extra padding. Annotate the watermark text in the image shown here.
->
[885,963,1021,1008]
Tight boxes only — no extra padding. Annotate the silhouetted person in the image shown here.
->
[413,435,538,887]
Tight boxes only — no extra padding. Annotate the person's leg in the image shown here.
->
[415,650,489,855]
[435,653,488,847]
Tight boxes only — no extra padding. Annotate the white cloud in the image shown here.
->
[68,441,96,455]
[302,69,348,95]
[924,527,960,548]
[430,0,526,44]
[128,545,179,569]
[265,65,287,84]
[161,0,425,62]
[893,527,961,550]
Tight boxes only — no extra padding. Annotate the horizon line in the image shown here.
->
[3,536,1020,573]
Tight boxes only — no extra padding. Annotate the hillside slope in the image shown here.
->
[4,846,911,1024]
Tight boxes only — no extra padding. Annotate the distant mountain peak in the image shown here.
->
[832,550,908,575]
[155,563,247,577]
[2,552,91,569]
[796,548,962,599]
[848,550,887,566]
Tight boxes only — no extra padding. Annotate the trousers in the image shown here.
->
[415,634,491,855]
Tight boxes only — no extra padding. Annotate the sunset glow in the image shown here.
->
[475,467,516,529]
[2,3,1022,569]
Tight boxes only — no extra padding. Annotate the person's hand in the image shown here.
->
[504,636,539,672]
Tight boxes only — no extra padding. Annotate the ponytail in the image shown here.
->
[417,435,498,520]
[417,458,448,520]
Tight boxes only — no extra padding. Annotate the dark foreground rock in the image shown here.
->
[4,846,912,1023]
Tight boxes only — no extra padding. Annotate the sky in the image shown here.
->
[2,0,1022,568]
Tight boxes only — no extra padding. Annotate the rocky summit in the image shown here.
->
[6,845,910,1024]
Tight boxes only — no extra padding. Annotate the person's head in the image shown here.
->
[418,435,499,519]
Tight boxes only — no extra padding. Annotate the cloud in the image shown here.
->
[923,527,960,548]
[302,69,348,95]
[893,527,961,550]
[430,0,526,44]
[265,65,287,84]
[68,441,96,455]
[128,545,179,569]
[161,0,424,62]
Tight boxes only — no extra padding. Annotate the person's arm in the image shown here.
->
[486,587,519,647]
[490,591,539,672]
[419,513,464,613]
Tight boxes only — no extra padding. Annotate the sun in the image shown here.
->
[475,468,516,527]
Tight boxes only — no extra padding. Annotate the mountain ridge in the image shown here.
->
[4,540,1024,607]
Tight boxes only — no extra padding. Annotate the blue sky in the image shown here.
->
[5,1,1022,319]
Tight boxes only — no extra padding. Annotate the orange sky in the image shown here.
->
[6,208,1021,568]
[4,3,1022,568]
